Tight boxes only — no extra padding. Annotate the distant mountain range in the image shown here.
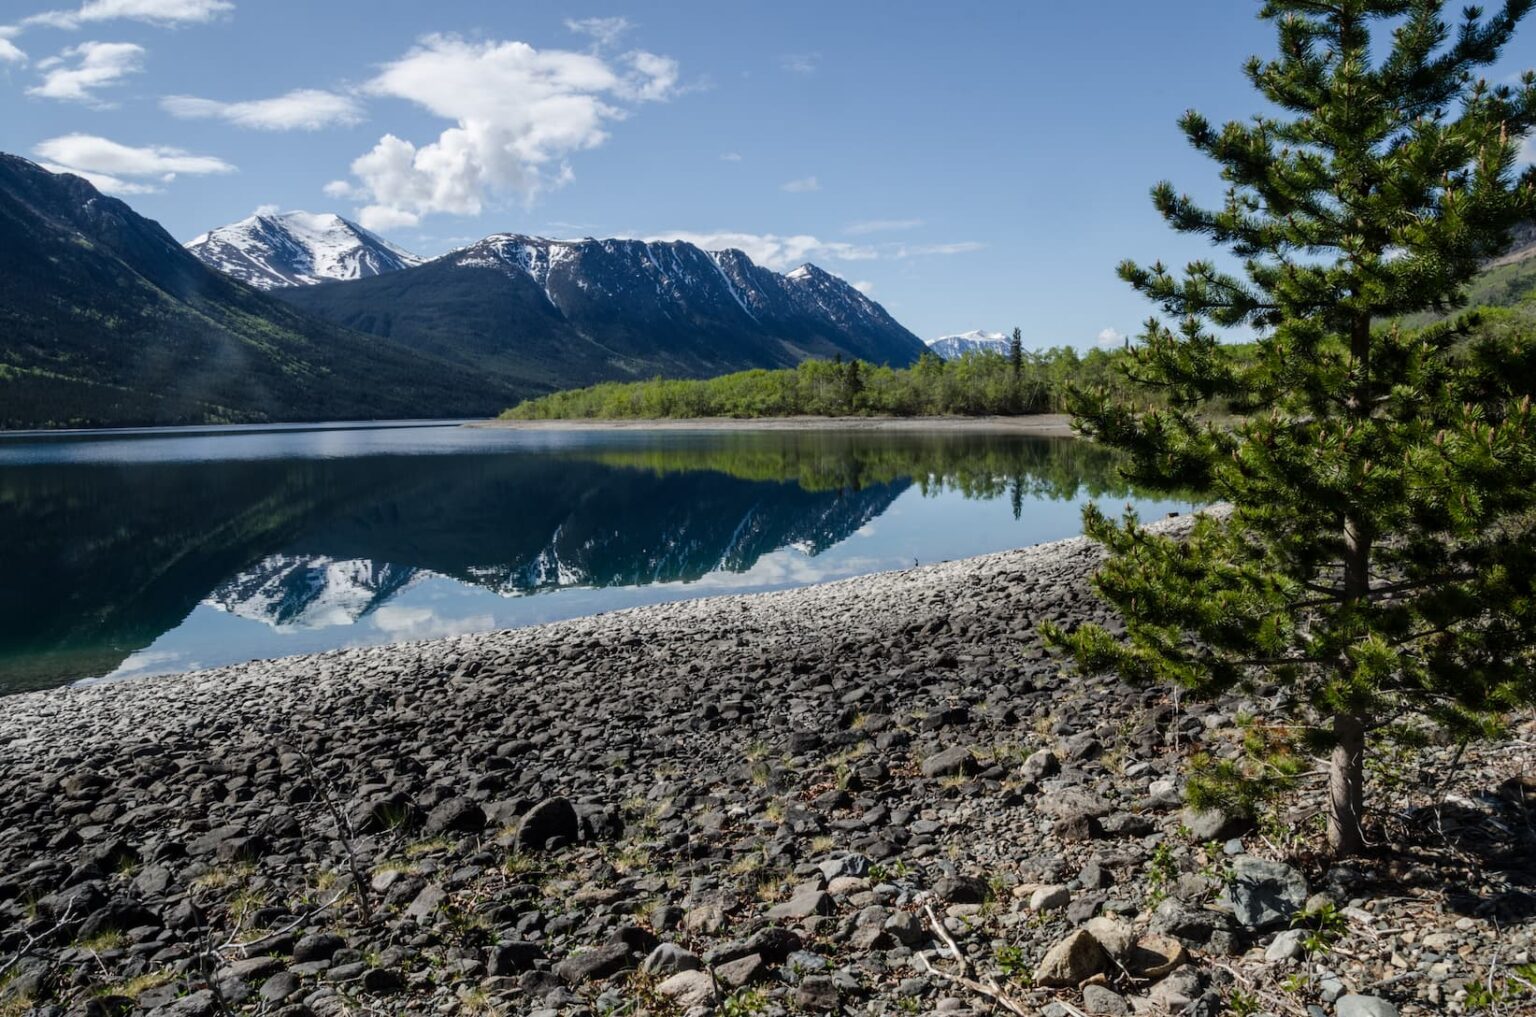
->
[185,211,423,289]
[929,329,1012,359]
[275,233,927,394]
[0,153,928,428]
[0,154,509,429]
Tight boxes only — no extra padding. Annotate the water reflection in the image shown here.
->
[0,426,1171,692]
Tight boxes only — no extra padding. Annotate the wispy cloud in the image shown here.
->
[893,241,984,257]
[780,175,820,193]
[851,280,876,295]
[28,40,142,104]
[639,229,983,272]
[719,151,742,162]
[35,132,234,194]
[0,26,26,64]
[162,88,364,130]
[845,218,923,236]
[564,16,631,50]
[342,33,681,230]
[23,0,233,29]
[1096,327,1125,347]
[780,51,819,76]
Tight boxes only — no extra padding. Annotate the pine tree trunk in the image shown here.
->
[1327,711,1366,856]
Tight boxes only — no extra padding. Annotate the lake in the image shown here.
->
[0,421,1193,693]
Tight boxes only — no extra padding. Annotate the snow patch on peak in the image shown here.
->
[186,210,423,289]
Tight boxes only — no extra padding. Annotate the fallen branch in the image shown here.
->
[915,904,1033,1017]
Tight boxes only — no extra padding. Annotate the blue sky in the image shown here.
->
[2,1,1532,344]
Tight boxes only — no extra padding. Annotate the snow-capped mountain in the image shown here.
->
[205,555,421,630]
[278,234,928,394]
[928,329,1012,360]
[185,211,423,290]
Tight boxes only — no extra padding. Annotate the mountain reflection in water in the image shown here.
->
[0,425,1183,692]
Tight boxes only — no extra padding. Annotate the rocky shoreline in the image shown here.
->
[1,522,1532,1017]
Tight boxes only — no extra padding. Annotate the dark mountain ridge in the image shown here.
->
[0,154,515,428]
[278,233,928,395]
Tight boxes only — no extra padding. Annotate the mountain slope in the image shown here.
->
[278,234,927,395]
[185,211,423,290]
[0,155,517,428]
[929,329,1010,359]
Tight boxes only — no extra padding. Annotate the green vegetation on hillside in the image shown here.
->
[502,346,1140,419]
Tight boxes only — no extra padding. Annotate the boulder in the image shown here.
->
[921,746,977,779]
[422,797,486,836]
[656,969,717,1008]
[1228,855,1307,929]
[1033,929,1109,987]
[1082,983,1131,1016]
[714,953,768,988]
[640,943,702,977]
[516,797,580,852]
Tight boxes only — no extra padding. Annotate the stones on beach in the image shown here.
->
[0,513,1522,1017]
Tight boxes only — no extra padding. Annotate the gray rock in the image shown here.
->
[259,971,300,1003]
[1034,929,1108,987]
[1181,807,1251,842]
[1265,928,1306,962]
[656,969,717,1008]
[921,746,977,779]
[640,943,702,977]
[1021,748,1060,782]
[767,890,834,920]
[517,797,580,852]
[404,883,447,923]
[1229,855,1307,929]
[1029,884,1071,912]
[146,990,218,1017]
[1335,996,1399,1017]
[1148,966,1205,1011]
[794,976,840,1011]
[556,941,633,984]
[422,797,486,836]
[714,953,768,988]
[1082,983,1131,1016]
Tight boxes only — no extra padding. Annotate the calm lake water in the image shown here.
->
[0,421,1193,693]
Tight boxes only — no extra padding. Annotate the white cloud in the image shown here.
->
[780,52,819,75]
[892,241,984,257]
[640,229,984,272]
[35,133,234,194]
[845,218,923,235]
[1096,327,1125,347]
[851,280,876,295]
[161,88,364,130]
[641,230,876,271]
[780,175,820,193]
[564,16,631,50]
[23,0,232,29]
[344,33,681,230]
[371,605,494,640]
[1521,132,1535,165]
[322,178,354,199]
[252,202,279,215]
[28,40,142,104]
[0,26,26,63]
[719,151,742,162]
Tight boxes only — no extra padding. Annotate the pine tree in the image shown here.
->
[1046,0,1536,856]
